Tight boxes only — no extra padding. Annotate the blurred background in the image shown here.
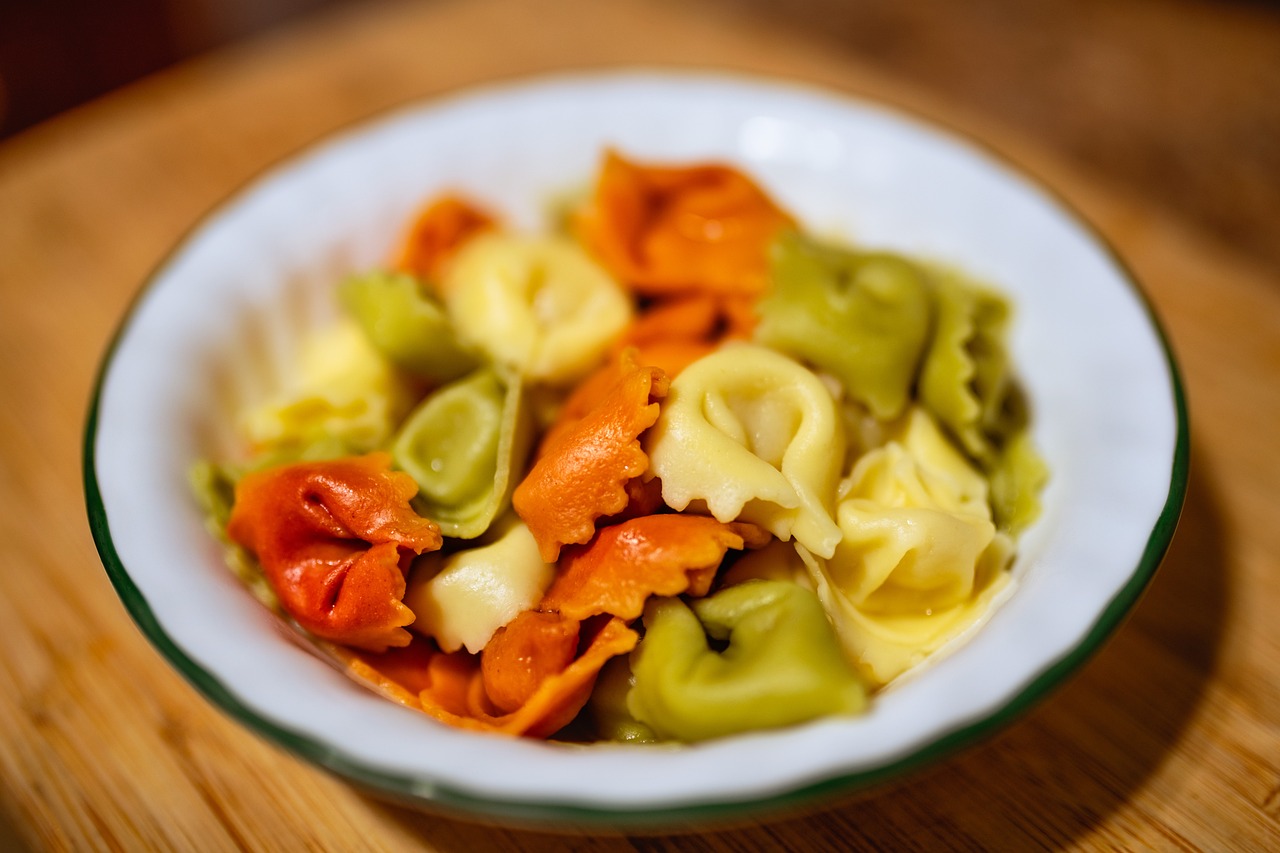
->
[2,0,1278,269]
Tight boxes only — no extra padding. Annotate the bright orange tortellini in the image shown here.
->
[607,294,756,379]
[419,616,638,738]
[226,453,443,651]
[513,358,670,562]
[576,150,794,298]
[480,610,580,713]
[394,194,497,284]
[543,515,772,621]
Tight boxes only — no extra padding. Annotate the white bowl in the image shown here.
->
[85,71,1187,829]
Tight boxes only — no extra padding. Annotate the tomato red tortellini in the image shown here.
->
[226,453,442,651]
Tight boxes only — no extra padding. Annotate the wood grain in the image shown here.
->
[1,0,1277,848]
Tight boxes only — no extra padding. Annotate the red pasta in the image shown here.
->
[227,453,442,651]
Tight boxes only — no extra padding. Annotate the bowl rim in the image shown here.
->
[82,67,1189,829]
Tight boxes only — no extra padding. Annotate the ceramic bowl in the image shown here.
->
[85,71,1187,829]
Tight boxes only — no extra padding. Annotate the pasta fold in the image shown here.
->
[542,515,771,621]
[755,233,933,421]
[627,580,866,741]
[645,344,844,558]
[391,368,532,540]
[514,360,669,562]
[226,453,443,651]
[576,150,794,298]
[443,233,632,384]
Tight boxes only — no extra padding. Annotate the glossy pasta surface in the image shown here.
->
[196,152,1046,744]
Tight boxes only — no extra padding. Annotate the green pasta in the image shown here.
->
[391,368,533,539]
[627,580,867,741]
[339,271,479,384]
[917,273,1014,464]
[755,232,933,420]
[988,430,1050,535]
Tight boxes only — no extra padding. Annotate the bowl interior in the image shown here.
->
[87,71,1185,826]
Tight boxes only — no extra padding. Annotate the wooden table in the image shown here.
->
[2,0,1277,848]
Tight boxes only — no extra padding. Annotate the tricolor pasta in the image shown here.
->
[193,150,1046,743]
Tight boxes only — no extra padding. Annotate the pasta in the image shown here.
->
[645,343,845,558]
[443,233,632,385]
[391,368,532,540]
[756,233,933,421]
[803,409,1014,685]
[198,151,1046,744]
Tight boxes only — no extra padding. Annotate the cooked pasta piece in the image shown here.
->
[240,319,414,454]
[443,233,632,384]
[514,360,668,562]
[645,344,844,558]
[802,410,1014,685]
[339,271,478,384]
[576,150,794,299]
[627,580,866,741]
[542,515,770,621]
[755,233,933,421]
[403,517,554,654]
[391,368,532,540]
[226,453,443,651]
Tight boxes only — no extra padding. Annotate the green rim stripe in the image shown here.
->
[82,70,1190,830]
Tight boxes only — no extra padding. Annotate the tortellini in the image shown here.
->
[988,430,1050,535]
[198,159,1051,743]
[240,318,413,453]
[339,271,478,384]
[755,233,932,421]
[646,344,845,558]
[804,408,1014,686]
[918,272,1015,463]
[391,368,532,540]
[404,517,555,654]
[627,580,867,742]
[443,233,632,384]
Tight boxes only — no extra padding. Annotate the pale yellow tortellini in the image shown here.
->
[442,233,632,385]
[403,517,555,654]
[805,407,1014,686]
[240,318,413,453]
[645,344,845,559]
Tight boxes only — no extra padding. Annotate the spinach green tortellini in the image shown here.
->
[585,656,657,744]
[918,273,1017,463]
[756,232,933,420]
[391,368,533,539]
[987,430,1049,535]
[339,271,478,384]
[627,580,867,742]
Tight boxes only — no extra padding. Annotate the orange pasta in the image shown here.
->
[417,617,639,738]
[576,150,794,298]
[394,194,497,283]
[514,360,669,562]
[226,453,442,651]
[543,516,771,621]
[480,610,580,713]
